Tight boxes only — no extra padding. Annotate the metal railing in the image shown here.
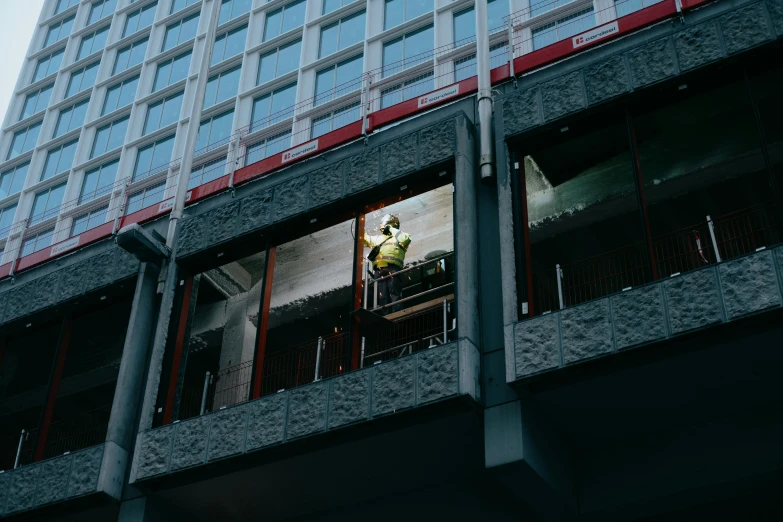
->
[532,202,783,312]
[363,252,455,313]
[202,359,254,413]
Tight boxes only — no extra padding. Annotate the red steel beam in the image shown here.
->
[34,316,73,462]
[163,275,194,425]
[251,247,277,399]
[350,212,366,370]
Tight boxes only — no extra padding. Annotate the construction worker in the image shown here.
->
[364,214,412,312]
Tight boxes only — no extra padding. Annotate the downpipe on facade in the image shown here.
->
[475,0,495,184]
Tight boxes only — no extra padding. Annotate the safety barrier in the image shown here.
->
[0,0,711,282]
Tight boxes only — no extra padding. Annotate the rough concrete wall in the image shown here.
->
[132,340,479,482]
[501,0,780,138]
[0,444,105,518]
[0,244,139,328]
[510,248,783,380]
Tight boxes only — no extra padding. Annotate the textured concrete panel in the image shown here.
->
[56,261,85,302]
[114,246,141,280]
[287,382,328,439]
[170,416,209,471]
[309,163,343,208]
[67,445,102,497]
[420,121,455,168]
[176,213,207,257]
[31,271,62,313]
[612,285,666,350]
[83,250,115,293]
[237,189,273,237]
[542,72,585,122]
[628,38,676,88]
[417,344,458,404]
[345,148,379,194]
[372,358,415,416]
[561,299,613,364]
[584,55,628,105]
[665,268,723,335]
[769,0,783,35]
[135,426,172,480]
[719,251,781,319]
[329,369,370,428]
[514,314,560,378]
[273,176,309,221]
[6,465,39,514]
[720,3,772,54]
[776,247,783,288]
[382,133,418,180]
[0,471,8,516]
[503,87,541,136]
[206,200,240,246]
[246,393,287,450]
[35,454,71,506]
[3,282,33,323]
[208,405,247,460]
[674,21,723,71]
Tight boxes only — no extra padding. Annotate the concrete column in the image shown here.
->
[454,114,481,349]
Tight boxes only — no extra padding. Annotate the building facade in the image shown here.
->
[0,0,782,521]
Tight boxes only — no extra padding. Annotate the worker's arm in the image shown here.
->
[363,233,375,248]
[390,228,412,250]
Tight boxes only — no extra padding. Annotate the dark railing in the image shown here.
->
[206,360,254,412]
[530,202,783,312]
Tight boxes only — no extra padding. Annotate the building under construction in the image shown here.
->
[0,0,782,520]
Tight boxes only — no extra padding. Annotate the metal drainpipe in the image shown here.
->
[165,0,222,247]
[475,0,495,184]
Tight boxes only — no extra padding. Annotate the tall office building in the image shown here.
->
[0,0,782,521]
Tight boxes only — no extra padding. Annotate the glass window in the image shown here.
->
[531,0,577,18]
[91,116,129,158]
[54,99,89,138]
[66,61,101,98]
[80,159,119,203]
[211,24,248,65]
[314,54,362,106]
[71,205,109,236]
[0,163,29,199]
[323,0,351,16]
[20,84,53,120]
[195,110,234,154]
[246,130,291,164]
[380,71,433,108]
[125,181,166,214]
[531,7,595,50]
[257,40,301,85]
[487,0,509,32]
[250,83,296,131]
[188,156,226,189]
[219,0,252,24]
[124,1,158,37]
[384,0,432,31]
[454,43,507,82]
[143,91,184,135]
[33,49,65,83]
[42,141,77,181]
[170,0,199,14]
[30,182,67,225]
[311,101,360,139]
[89,0,119,25]
[163,12,200,51]
[203,66,241,108]
[381,25,433,77]
[103,75,139,115]
[113,38,148,74]
[263,0,306,41]
[133,134,175,181]
[0,204,18,239]
[153,51,191,92]
[55,0,79,15]
[8,121,42,160]
[21,228,56,256]
[44,15,75,49]
[78,26,109,61]
[453,7,475,45]
[319,10,365,59]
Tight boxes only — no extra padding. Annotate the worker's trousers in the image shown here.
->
[373,266,402,314]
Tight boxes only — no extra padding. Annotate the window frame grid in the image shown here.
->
[66,61,101,99]
[245,129,292,164]
[113,37,149,75]
[102,75,140,115]
[162,12,201,52]
[30,182,67,225]
[91,115,130,159]
[143,91,185,135]
[8,121,43,160]
[71,204,110,237]
[125,181,166,215]
[212,24,249,66]
[153,51,192,92]
[42,140,78,181]
[0,163,30,199]
[310,101,360,139]
[20,84,54,121]
[123,1,158,38]
[318,10,366,59]
[80,159,120,203]
[53,99,90,139]
[44,15,75,49]
[33,49,65,84]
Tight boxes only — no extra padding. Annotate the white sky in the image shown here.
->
[0,0,47,125]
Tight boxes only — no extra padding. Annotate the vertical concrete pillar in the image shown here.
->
[454,114,481,348]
